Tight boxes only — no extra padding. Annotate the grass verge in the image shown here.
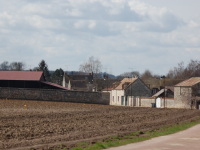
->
[61,118,200,150]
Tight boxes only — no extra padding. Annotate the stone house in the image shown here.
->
[62,73,95,91]
[174,77,200,109]
[110,77,152,106]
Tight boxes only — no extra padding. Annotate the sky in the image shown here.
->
[0,0,200,76]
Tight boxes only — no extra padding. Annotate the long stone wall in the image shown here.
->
[141,97,175,108]
[0,88,110,105]
[140,97,155,107]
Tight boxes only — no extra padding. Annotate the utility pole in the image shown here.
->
[129,67,134,106]
[161,76,166,108]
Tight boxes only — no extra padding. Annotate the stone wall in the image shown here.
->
[0,88,110,105]
[140,97,155,107]
[110,96,175,108]
[174,87,192,109]
[140,97,175,108]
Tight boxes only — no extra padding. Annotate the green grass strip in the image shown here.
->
[64,118,200,150]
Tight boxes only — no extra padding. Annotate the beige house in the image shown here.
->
[110,78,152,106]
[174,77,200,109]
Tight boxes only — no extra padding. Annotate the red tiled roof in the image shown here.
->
[175,77,200,87]
[0,71,43,81]
[41,81,68,90]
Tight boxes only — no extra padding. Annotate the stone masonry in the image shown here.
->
[0,88,110,105]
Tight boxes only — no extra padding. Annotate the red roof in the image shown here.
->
[41,81,68,90]
[0,71,44,81]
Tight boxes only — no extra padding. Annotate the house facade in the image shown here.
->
[110,78,152,106]
[62,72,95,91]
[174,77,200,109]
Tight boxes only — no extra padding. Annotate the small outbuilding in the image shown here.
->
[152,87,174,108]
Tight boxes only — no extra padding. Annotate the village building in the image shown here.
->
[152,86,174,108]
[0,71,109,105]
[0,71,67,90]
[62,72,95,91]
[143,77,183,95]
[174,77,200,109]
[110,77,152,106]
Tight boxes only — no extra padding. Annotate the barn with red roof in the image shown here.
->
[0,71,67,90]
[0,71,109,105]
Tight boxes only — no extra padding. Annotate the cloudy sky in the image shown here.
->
[0,0,200,75]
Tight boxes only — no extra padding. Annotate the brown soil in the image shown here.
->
[0,99,200,150]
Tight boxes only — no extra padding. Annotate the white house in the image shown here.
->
[110,77,152,107]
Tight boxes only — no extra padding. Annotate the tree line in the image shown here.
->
[0,58,199,85]
[167,60,200,79]
[115,59,200,80]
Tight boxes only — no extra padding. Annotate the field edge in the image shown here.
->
[66,117,200,150]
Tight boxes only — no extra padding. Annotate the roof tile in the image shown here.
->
[0,71,44,81]
[115,78,137,90]
[175,77,200,87]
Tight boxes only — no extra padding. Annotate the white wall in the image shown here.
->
[110,93,175,108]
[110,89,124,106]
[141,97,175,108]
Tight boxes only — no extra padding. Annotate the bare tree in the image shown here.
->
[0,61,25,71]
[0,61,10,70]
[10,62,25,71]
[79,56,102,76]
[141,69,153,80]
[185,60,200,77]
[167,60,200,79]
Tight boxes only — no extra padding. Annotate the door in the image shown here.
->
[121,96,124,106]
[125,96,128,106]
[156,97,161,108]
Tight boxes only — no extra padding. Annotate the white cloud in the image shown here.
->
[0,0,199,75]
[66,8,82,17]
[88,20,96,29]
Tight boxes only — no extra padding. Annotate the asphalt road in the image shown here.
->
[106,124,200,150]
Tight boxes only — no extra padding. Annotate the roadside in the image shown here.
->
[106,124,200,150]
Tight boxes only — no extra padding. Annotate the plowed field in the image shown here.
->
[1,99,200,150]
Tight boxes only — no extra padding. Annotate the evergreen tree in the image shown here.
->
[37,60,51,81]
[51,68,64,85]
